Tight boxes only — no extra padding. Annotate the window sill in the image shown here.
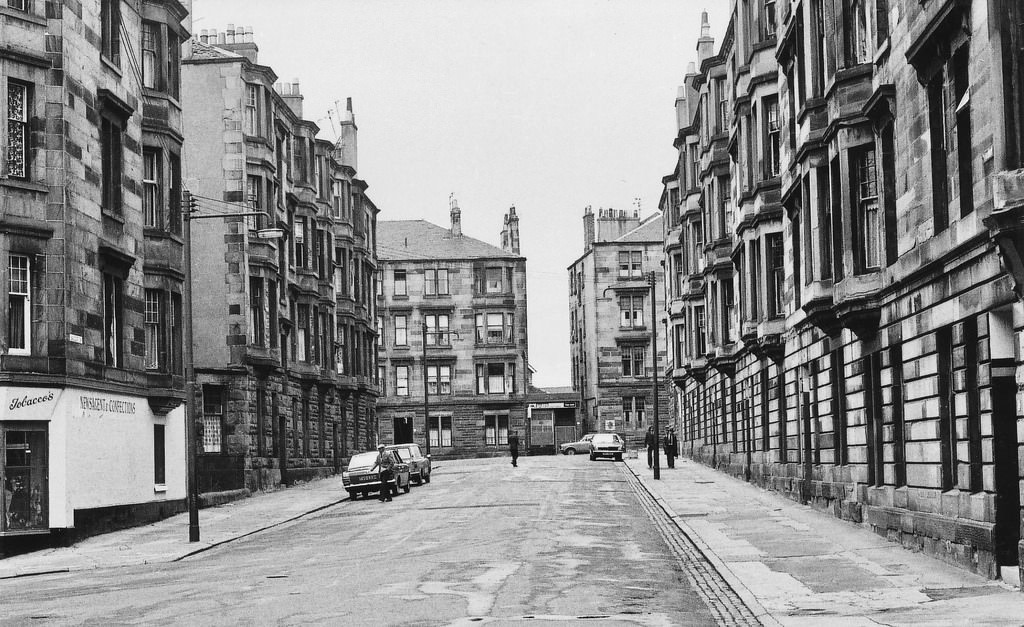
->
[0,178,47,194]
[100,55,123,76]
[154,484,167,494]
[102,209,126,225]
[0,6,46,26]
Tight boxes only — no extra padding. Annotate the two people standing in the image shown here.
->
[645,425,680,469]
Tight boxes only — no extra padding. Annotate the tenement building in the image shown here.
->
[182,28,379,491]
[376,201,528,459]
[667,0,1024,581]
[569,206,670,449]
[1,0,191,546]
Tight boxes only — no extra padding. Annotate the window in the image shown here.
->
[622,397,646,426]
[425,268,449,295]
[142,22,158,89]
[168,154,181,235]
[952,47,973,219]
[296,304,309,362]
[476,362,507,394]
[165,29,180,99]
[101,0,121,66]
[484,414,509,446]
[765,97,781,178]
[853,147,881,271]
[250,277,265,347]
[377,365,385,393]
[766,234,784,318]
[143,149,160,228]
[486,313,503,343]
[429,415,453,448]
[763,0,777,39]
[153,424,166,486]
[618,251,643,278]
[485,267,503,293]
[201,385,224,453]
[103,272,123,367]
[475,311,513,344]
[7,254,30,354]
[245,84,260,136]
[294,217,307,268]
[716,77,729,132]
[144,289,164,370]
[849,0,870,65]
[396,365,409,396]
[171,292,182,374]
[621,345,646,377]
[6,82,29,179]
[394,315,408,346]
[100,115,123,214]
[695,305,707,355]
[619,295,644,328]
[425,313,450,345]
[427,364,452,395]
[394,269,407,296]
[673,253,683,295]
[246,175,262,231]
[7,0,27,10]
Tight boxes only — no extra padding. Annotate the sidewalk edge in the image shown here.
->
[625,462,782,627]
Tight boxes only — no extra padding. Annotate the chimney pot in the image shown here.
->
[218,32,226,44]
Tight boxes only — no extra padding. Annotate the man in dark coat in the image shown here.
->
[644,426,657,468]
[664,427,679,469]
[508,431,520,467]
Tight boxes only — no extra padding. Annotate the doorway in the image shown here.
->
[992,358,1020,567]
[393,416,413,444]
[2,423,48,533]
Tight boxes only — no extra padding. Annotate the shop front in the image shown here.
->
[0,385,185,541]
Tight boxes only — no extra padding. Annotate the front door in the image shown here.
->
[392,416,413,444]
[2,423,48,533]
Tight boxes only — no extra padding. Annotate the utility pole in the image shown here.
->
[649,271,661,480]
[422,321,430,456]
[182,190,200,542]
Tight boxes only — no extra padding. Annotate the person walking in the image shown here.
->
[664,427,679,469]
[508,430,520,467]
[644,426,657,468]
[374,444,395,502]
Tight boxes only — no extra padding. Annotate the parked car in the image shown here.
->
[385,443,431,485]
[560,433,596,455]
[589,433,625,461]
[342,450,411,500]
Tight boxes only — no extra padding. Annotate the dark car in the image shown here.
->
[342,450,411,499]
[385,443,431,485]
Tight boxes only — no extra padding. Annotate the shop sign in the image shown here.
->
[76,393,139,418]
[1,387,61,420]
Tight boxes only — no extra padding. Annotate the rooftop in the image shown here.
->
[377,220,522,262]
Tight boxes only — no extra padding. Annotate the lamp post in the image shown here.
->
[181,190,279,542]
[648,270,661,481]
[422,321,430,457]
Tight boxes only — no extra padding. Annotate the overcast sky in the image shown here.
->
[190,0,730,388]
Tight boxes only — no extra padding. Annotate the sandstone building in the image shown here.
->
[182,28,379,491]
[1,0,191,546]
[375,202,528,458]
[666,0,1024,581]
[568,207,671,448]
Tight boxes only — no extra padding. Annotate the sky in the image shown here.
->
[190,0,731,388]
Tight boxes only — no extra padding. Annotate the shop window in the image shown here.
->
[7,254,30,355]
[201,385,225,454]
[3,426,48,531]
[6,81,29,179]
[429,415,452,448]
[484,414,509,446]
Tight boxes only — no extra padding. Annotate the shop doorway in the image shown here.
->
[2,423,48,533]
[992,358,1020,567]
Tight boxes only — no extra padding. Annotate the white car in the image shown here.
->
[560,433,596,455]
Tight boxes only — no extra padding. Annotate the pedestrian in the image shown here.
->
[508,430,520,467]
[664,427,679,469]
[374,444,394,502]
[644,426,657,468]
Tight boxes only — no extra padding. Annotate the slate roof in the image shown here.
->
[613,212,663,243]
[377,220,521,261]
[188,40,243,61]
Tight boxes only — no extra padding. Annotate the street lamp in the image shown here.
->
[181,190,281,542]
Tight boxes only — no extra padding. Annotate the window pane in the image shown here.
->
[7,83,27,178]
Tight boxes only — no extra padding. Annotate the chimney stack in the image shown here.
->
[696,11,715,64]
[501,206,521,255]
[216,24,259,63]
[583,205,595,251]
[334,96,358,170]
[450,194,462,238]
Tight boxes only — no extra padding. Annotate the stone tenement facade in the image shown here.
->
[666,0,1024,581]
[375,202,529,459]
[1,0,191,546]
[568,207,671,449]
[182,28,379,491]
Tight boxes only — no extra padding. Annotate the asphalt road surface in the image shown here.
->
[2,456,726,626]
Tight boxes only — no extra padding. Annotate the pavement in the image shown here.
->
[623,455,1024,626]
[4,456,1024,626]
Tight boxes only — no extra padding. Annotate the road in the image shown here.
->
[2,456,725,626]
